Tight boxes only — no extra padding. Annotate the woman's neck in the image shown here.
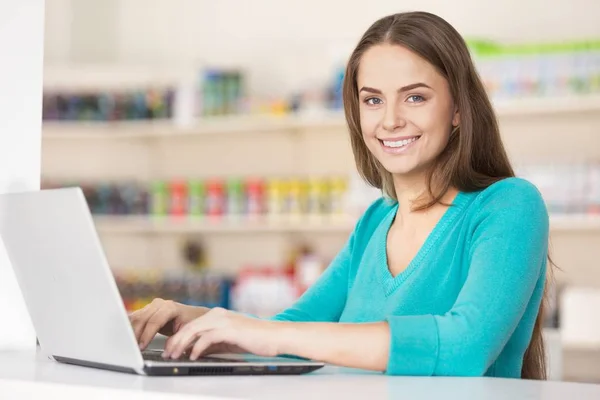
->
[392,173,457,223]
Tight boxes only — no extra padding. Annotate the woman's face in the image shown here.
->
[357,44,459,179]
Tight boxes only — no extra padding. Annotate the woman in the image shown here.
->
[129,11,551,379]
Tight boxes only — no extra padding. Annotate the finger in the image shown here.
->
[166,320,206,359]
[130,304,157,343]
[138,305,178,350]
[164,309,221,357]
[189,331,221,361]
[130,298,166,344]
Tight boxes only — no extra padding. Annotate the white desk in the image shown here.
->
[1,350,599,400]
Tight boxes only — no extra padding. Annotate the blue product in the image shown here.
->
[202,70,219,116]
[332,67,345,109]
[65,95,81,121]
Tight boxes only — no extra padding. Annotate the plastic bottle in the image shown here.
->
[226,178,244,218]
[151,181,168,216]
[169,180,187,216]
[188,179,205,217]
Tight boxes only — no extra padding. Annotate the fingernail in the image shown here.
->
[161,351,168,358]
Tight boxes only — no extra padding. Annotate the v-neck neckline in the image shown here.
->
[376,191,470,296]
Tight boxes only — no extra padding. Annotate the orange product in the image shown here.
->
[169,180,188,216]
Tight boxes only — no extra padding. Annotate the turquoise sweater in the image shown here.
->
[271,177,549,378]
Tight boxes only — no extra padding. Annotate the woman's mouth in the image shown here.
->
[379,136,421,154]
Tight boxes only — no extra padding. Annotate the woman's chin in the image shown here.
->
[381,161,430,180]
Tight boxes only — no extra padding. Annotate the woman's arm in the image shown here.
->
[275,321,390,371]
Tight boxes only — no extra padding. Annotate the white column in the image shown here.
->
[0,0,45,350]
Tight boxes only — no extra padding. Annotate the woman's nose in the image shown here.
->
[382,104,406,132]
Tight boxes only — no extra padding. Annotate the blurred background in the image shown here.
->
[41,0,600,382]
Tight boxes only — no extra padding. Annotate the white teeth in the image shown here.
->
[383,137,418,148]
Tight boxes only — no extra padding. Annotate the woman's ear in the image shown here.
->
[452,107,460,127]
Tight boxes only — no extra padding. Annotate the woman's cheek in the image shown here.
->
[359,111,380,138]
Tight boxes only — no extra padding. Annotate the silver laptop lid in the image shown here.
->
[0,188,144,371]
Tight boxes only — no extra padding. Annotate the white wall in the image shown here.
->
[43,0,600,94]
[0,1,45,349]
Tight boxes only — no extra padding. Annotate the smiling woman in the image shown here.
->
[130,11,552,380]
[357,50,458,177]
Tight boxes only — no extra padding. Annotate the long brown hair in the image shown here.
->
[342,11,549,379]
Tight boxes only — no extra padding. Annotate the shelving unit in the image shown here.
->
[40,68,600,292]
[90,213,600,235]
[550,215,600,232]
[93,215,357,234]
[41,94,600,140]
[492,94,600,116]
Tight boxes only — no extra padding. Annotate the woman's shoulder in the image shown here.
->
[471,177,546,209]
[351,196,396,236]
[466,177,549,230]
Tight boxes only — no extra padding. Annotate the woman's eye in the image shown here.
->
[407,95,425,103]
[365,97,383,106]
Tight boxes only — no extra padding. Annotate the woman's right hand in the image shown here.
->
[128,298,209,350]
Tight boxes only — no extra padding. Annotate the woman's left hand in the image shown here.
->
[162,307,281,360]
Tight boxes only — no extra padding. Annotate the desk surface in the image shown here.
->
[1,350,600,400]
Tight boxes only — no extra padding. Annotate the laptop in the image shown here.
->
[0,187,325,376]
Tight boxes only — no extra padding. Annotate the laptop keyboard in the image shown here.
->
[142,351,241,363]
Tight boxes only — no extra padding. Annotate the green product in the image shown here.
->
[202,71,218,117]
[232,72,242,114]
[188,180,205,216]
[223,72,235,115]
[215,71,227,115]
[151,181,168,216]
[226,178,244,215]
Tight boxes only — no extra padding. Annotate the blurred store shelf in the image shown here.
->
[41,111,345,140]
[493,94,600,116]
[93,215,357,234]
[92,214,600,235]
[41,94,600,140]
[550,214,600,231]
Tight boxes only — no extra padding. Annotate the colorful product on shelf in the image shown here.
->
[245,178,265,217]
[42,180,150,216]
[42,175,351,220]
[467,39,600,100]
[515,163,600,215]
[151,181,168,216]
[169,180,188,216]
[329,177,348,216]
[306,178,328,217]
[266,179,285,218]
[109,237,332,315]
[42,88,175,122]
[43,160,600,222]
[286,179,305,220]
[231,244,329,316]
[200,69,245,117]
[187,180,205,216]
[226,178,244,216]
[114,269,233,312]
[205,179,225,217]
[230,266,298,318]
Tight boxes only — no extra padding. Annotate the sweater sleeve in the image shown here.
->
[268,231,354,323]
[385,179,550,376]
